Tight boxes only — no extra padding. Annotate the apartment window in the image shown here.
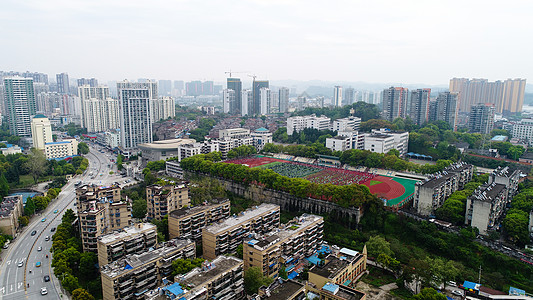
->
[249,258,253,262]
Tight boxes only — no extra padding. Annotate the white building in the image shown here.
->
[81,98,120,133]
[364,129,409,156]
[139,139,219,165]
[279,87,289,113]
[44,138,78,159]
[511,119,533,146]
[96,130,121,149]
[222,89,235,114]
[117,80,157,150]
[217,128,253,158]
[241,90,252,116]
[151,96,175,123]
[333,116,361,132]
[325,131,364,152]
[333,86,343,107]
[286,115,331,135]
[259,87,271,115]
[30,114,53,149]
[250,127,273,151]
[465,182,508,235]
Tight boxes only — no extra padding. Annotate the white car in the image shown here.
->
[17,261,23,267]
[40,287,48,295]
[452,290,463,296]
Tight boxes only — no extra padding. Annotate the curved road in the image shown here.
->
[0,145,120,299]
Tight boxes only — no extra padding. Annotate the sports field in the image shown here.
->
[224,156,416,207]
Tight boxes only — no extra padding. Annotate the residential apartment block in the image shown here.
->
[243,214,323,278]
[414,172,458,216]
[309,247,367,290]
[465,182,508,235]
[169,199,231,241]
[286,115,331,135]
[381,86,409,122]
[332,116,361,132]
[511,119,533,146]
[146,183,190,220]
[217,128,254,158]
[76,184,131,252]
[44,138,78,159]
[489,166,520,198]
[30,114,53,149]
[97,223,157,268]
[100,238,195,300]
[0,195,23,236]
[364,129,409,156]
[202,203,280,260]
[468,103,495,134]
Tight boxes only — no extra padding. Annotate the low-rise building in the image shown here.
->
[202,204,280,260]
[168,199,231,241]
[307,282,367,300]
[244,214,324,278]
[414,172,458,216]
[146,183,190,220]
[138,139,195,163]
[165,160,183,178]
[287,115,331,135]
[257,279,306,300]
[77,184,131,252]
[0,144,22,155]
[364,129,409,156]
[308,247,367,290]
[44,138,78,159]
[0,195,23,236]
[332,116,361,132]
[174,256,245,300]
[251,127,273,151]
[325,131,364,152]
[96,130,121,149]
[97,223,158,268]
[217,128,254,158]
[100,238,195,300]
[465,182,508,235]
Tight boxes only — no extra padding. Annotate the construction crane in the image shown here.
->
[248,74,257,81]
[224,70,248,77]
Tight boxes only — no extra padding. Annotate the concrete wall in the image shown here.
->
[187,172,361,228]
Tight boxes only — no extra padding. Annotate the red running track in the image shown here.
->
[361,176,405,200]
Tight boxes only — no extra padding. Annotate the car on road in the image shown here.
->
[447,281,457,287]
[31,230,37,236]
[53,209,58,214]
[40,287,47,295]
[452,290,463,296]
[41,218,46,222]
[43,275,50,282]
[37,246,42,251]
[44,236,50,241]
[51,227,56,232]
[36,261,41,267]
[17,261,24,267]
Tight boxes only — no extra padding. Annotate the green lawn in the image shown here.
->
[361,266,397,287]
[369,180,382,186]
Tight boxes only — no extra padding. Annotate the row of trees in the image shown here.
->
[263,142,335,158]
[23,187,62,216]
[292,101,380,122]
[181,154,379,208]
[502,180,533,246]
[227,145,256,159]
[52,209,98,299]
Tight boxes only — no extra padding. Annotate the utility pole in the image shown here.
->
[478,265,482,284]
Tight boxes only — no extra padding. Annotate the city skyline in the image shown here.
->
[1,0,531,85]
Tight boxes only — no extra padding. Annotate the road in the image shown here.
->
[0,144,128,299]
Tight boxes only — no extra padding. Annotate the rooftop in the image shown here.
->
[471,183,507,202]
[445,162,472,173]
[325,284,366,300]
[491,135,508,142]
[418,172,456,189]
[169,199,229,219]
[101,238,194,279]
[204,203,279,235]
[261,280,305,300]
[177,256,242,288]
[310,254,363,279]
[138,139,195,150]
[247,214,323,251]
[98,223,156,245]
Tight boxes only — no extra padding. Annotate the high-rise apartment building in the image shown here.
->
[168,199,231,241]
[468,103,495,134]
[381,87,409,122]
[344,87,354,105]
[227,78,242,115]
[117,80,157,149]
[77,78,98,87]
[450,78,526,114]
[56,73,70,95]
[97,223,157,268]
[76,184,131,252]
[202,203,280,260]
[408,89,430,125]
[260,87,271,115]
[252,80,269,115]
[151,96,175,122]
[430,92,458,130]
[222,89,235,114]
[241,89,252,116]
[279,87,289,113]
[146,183,190,221]
[158,79,172,96]
[243,214,323,277]
[78,85,119,132]
[100,238,195,300]
[3,77,36,137]
[30,115,52,149]
[333,86,343,107]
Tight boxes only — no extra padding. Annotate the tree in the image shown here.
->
[503,209,530,246]
[72,288,95,300]
[25,148,47,184]
[79,252,98,280]
[244,266,274,295]
[78,142,89,155]
[171,258,205,277]
[236,244,243,259]
[24,197,36,216]
[413,288,447,300]
[132,199,147,219]
[18,215,29,227]
[61,274,81,293]
[366,235,393,258]
[0,174,9,198]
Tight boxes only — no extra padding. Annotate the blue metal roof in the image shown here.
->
[287,271,298,280]
[323,283,339,294]
[164,282,184,297]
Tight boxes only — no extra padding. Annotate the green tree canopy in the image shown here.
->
[244,266,274,295]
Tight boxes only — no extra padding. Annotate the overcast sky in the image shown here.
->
[1,0,531,85]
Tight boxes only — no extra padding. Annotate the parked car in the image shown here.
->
[452,290,463,296]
